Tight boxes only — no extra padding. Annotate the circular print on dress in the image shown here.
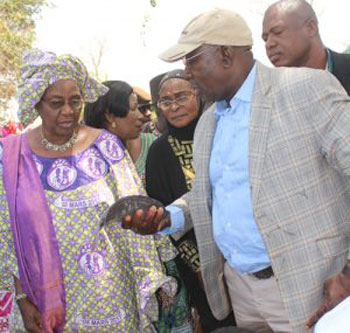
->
[98,134,125,162]
[77,147,108,179]
[47,159,77,190]
[77,243,106,277]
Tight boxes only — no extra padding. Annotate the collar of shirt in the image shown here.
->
[325,48,334,72]
[215,62,257,119]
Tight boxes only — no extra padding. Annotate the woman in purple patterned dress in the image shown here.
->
[84,80,194,332]
[0,49,177,332]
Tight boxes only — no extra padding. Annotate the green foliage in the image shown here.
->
[0,0,47,113]
[150,0,156,7]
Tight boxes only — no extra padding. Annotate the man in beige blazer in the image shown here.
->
[123,8,350,333]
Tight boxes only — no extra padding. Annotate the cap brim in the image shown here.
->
[159,43,201,62]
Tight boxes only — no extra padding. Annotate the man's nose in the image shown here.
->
[265,35,276,50]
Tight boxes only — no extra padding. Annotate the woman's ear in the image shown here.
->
[104,112,117,129]
[105,112,114,125]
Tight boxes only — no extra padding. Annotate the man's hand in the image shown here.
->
[305,268,350,330]
[17,297,41,333]
[122,205,171,235]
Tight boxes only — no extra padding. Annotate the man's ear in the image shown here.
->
[220,46,234,68]
[304,18,318,37]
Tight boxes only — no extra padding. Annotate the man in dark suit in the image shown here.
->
[262,0,350,95]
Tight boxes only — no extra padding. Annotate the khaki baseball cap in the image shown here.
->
[159,8,253,62]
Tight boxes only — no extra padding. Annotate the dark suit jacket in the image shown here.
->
[329,49,350,95]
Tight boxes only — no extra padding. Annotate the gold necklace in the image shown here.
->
[42,131,78,152]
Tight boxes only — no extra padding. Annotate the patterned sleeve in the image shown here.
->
[119,227,177,328]
[0,152,19,290]
[113,151,147,197]
[108,152,178,329]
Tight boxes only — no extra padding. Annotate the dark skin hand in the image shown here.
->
[305,264,350,330]
[17,297,41,333]
[14,276,41,332]
[122,206,170,235]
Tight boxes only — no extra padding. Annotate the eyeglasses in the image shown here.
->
[182,49,207,68]
[157,91,194,111]
[138,102,153,114]
[41,98,84,111]
[183,46,220,69]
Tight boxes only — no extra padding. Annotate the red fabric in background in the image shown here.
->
[0,291,13,332]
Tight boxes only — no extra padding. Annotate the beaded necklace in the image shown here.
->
[41,131,78,152]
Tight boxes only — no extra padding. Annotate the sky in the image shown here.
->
[34,0,350,93]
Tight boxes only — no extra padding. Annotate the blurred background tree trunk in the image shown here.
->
[0,0,47,119]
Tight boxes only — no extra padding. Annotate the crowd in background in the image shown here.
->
[0,0,350,332]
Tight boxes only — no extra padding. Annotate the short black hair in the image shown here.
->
[84,80,133,128]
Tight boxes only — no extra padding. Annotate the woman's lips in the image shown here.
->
[171,114,186,121]
[58,121,74,128]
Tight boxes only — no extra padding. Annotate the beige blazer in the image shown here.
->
[174,62,350,332]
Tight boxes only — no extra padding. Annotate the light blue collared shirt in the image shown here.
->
[209,63,270,274]
[163,205,184,234]
[165,64,270,274]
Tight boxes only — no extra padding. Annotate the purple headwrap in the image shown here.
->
[17,49,108,128]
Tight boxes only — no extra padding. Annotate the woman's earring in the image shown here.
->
[112,122,116,128]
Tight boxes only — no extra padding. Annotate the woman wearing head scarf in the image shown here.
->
[146,70,235,332]
[0,50,176,332]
